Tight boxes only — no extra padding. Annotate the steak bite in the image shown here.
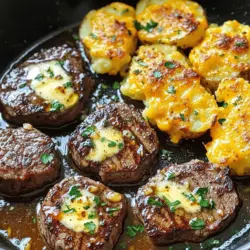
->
[135,160,240,245]
[0,124,60,195]
[68,103,159,184]
[0,44,94,127]
[38,176,127,250]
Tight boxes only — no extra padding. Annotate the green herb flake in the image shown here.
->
[69,186,82,199]
[164,61,176,69]
[84,221,96,234]
[47,67,54,78]
[63,205,77,214]
[166,171,175,180]
[133,69,141,75]
[134,20,158,32]
[90,33,98,39]
[83,206,90,210]
[63,81,73,88]
[82,126,95,137]
[233,96,242,106]
[180,113,185,121]
[50,100,64,112]
[193,187,208,198]
[160,149,172,160]
[111,95,119,102]
[121,8,129,15]
[198,197,210,208]
[119,242,126,249]
[235,41,246,47]
[88,211,97,219]
[182,192,196,202]
[163,196,181,212]
[101,83,109,89]
[209,199,216,209]
[218,101,228,108]
[40,153,54,164]
[112,81,120,89]
[167,85,176,94]
[35,73,44,81]
[32,217,37,224]
[200,239,220,249]
[234,55,239,59]
[56,60,65,67]
[108,141,117,147]
[118,143,124,149]
[19,83,27,88]
[126,225,144,237]
[189,217,206,230]
[137,60,148,67]
[153,71,162,79]
[147,197,164,207]
[83,139,94,147]
[93,196,106,207]
[194,110,199,116]
[106,207,120,216]
[218,118,226,125]
[111,35,117,42]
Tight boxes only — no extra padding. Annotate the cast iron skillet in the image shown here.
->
[1,0,250,249]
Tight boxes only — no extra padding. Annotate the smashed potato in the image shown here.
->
[206,78,250,176]
[121,44,218,143]
[79,2,137,75]
[135,0,208,48]
[189,20,250,91]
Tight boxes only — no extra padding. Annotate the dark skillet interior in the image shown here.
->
[1,0,250,250]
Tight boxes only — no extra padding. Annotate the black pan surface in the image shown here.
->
[1,1,250,250]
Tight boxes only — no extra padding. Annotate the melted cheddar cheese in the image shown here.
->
[86,126,124,162]
[189,21,250,91]
[121,44,218,143]
[79,2,137,75]
[26,60,78,110]
[135,0,208,48]
[59,188,99,233]
[206,78,250,176]
[156,180,201,213]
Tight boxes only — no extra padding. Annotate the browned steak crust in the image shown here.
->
[68,103,159,184]
[0,124,60,195]
[0,44,94,127]
[135,160,240,245]
[38,176,127,250]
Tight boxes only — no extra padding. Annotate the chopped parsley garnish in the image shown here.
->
[137,60,148,67]
[198,197,210,208]
[88,211,97,219]
[63,205,76,214]
[50,100,64,112]
[47,67,54,78]
[153,71,162,78]
[40,153,54,164]
[160,149,172,160]
[218,101,228,108]
[167,85,176,94]
[118,143,124,149]
[112,81,120,89]
[235,41,246,47]
[94,196,106,207]
[166,171,175,180]
[121,8,129,15]
[111,35,116,42]
[106,207,120,216]
[90,33,98,39]
[69,186,82,199]
[83,139,94,147]
[133,69,141,75]
[126,225,144,237]
[108,141,117,147]
[233,96,242,106]
[234,55,239,59]
[189,217,205,230]
[56,60,65,67]
[101,83,108,89]
[163,196,181,212]
[144,20,158,32]
[35,73,44,81]
[147,197,164,207]
[82,126,95,137]
[32,217,37,224]
[19,83,27,88]
[209,199,216,209]
[200,239,220,249]
[193,187,208,198]
[83,206,90,210]
[180,113,185,121]
[164,61,176,69]
[218,118,226,125]
[63,81,73,88]
[194,110,199,115]
[182,192,196,202]
[84,221,96,234]
[111,95,119,102]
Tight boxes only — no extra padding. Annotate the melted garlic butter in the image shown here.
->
[59,189,99,233]
[26,60,78,108]
[155,180,201,213]
[86,127,124,162]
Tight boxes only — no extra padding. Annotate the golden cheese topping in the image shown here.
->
[59,188,99,233]
[189,20,250,91]
[155,180,201,213]
[26,60,79,110]
[86,126,124,162]
[121,44,218,143]
[135,0,208,48]
[79,2,137,75]
[206,78,250,176]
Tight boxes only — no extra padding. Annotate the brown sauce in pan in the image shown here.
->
[0,26,250,250]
